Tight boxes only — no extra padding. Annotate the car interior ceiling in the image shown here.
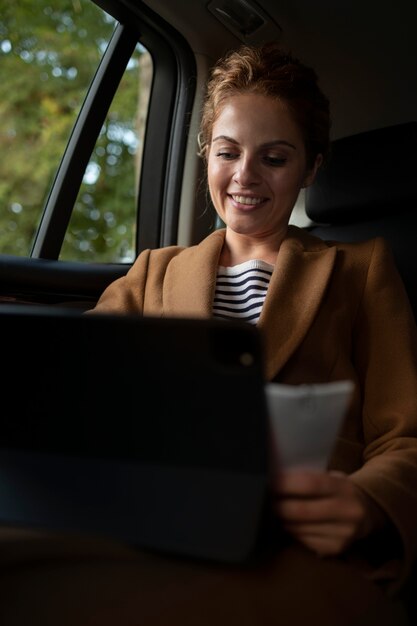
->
[142,0,417,142]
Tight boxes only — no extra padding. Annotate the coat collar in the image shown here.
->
[258,227,336,379]
[163,226,336,379]
[162,228,225,317]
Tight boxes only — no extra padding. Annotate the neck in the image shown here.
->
[220,227,287,267]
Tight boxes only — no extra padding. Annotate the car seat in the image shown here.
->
[304,121,417,320]
[304,121,417,621]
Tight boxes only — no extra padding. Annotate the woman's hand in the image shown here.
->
[272,470,379,557]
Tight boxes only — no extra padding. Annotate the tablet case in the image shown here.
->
[0,305,269,563]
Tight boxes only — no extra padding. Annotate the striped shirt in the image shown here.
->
[213,259,274,325]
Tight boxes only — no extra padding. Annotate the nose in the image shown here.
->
[233,156,261,187]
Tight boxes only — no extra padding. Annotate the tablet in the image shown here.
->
[0,305,269,563]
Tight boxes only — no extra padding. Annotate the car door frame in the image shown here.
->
[0,0,196,309]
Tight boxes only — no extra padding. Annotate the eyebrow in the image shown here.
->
[212,135,297,150]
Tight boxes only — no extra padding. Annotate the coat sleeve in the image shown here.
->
[85,245,185,316]
[349,237,417,592]
[85,249,152,315]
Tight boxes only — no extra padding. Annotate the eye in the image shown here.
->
[263,155,287,166]
[215,151,238,160]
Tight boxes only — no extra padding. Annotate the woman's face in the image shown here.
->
[207,92,321,240]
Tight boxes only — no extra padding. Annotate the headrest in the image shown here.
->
[305,122,417,224]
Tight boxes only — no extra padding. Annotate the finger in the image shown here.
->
[277,470,343,497]
[281,522,358,540]
[275,495,364,524]
[287,532,353,557]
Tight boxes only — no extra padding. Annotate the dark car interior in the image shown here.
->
[1,0,416,312]
[305,121,417,321]
[0,0,416,622]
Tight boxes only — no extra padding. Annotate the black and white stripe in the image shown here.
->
[213,259,274,324]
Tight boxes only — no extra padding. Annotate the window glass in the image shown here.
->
[0,0,116,256]
[60,44,152,263]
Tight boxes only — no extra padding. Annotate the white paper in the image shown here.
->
[266,380,354,472]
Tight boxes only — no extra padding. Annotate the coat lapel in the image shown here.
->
[162,226,336,381]
[258,227,336,379]
[162,229,226,317]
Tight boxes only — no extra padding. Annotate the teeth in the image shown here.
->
[232,195,264,206]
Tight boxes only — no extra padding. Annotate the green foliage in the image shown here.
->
[0,0,146,261]
[61,46,147,263]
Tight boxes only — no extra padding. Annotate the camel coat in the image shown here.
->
[90,225,417,595]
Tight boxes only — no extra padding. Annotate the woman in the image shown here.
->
[91,39,417,579]
[3,43,416,625]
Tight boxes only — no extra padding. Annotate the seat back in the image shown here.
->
[305,122,417,318]
[305,121,417,622]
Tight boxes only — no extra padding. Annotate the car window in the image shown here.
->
[0,0,152,263]
[60,42,152,263]
[0,0,116,257]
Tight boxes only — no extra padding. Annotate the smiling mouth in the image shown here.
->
[230,194,266,206]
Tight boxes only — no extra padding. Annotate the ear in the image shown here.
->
[303,153,323,188]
